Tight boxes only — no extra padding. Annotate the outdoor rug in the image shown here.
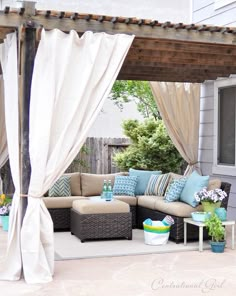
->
[54,229,211,260]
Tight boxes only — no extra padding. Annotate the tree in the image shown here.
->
[110,80,160,119]
[113,119,184,173]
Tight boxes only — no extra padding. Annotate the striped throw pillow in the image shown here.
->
[49,175,71,197]
[164,177,187,202]
[145,173,170,196]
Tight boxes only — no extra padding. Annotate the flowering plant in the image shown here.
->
[0,203,11,216]
[194,188,227,204]
[0,194,12,216]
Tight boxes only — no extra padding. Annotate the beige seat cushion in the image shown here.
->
[72,199,130,214]
[207,179,221,190]
[64,172,81,196]
[154,199,203,217]
[114,195,137,206]
[137,195,164,210]
[43,196,87,208]
[81,172,125,196]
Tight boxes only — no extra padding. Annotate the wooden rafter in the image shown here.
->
[1,6,236,82]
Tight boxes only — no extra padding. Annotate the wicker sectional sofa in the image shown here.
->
[43,172,231,243]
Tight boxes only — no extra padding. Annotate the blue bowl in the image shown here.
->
[191,211,210,222]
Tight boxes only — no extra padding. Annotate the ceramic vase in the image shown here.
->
[2,215,9,231]
[201,201,221,215]
[215,207,227,221]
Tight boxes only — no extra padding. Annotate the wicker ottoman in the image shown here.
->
[71,199,132,242]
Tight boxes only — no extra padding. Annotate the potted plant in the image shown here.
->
[205,213,226,253]
[194,188,227,214]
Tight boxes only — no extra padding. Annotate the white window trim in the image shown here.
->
[214,0,236,10]
[213,77,236,176]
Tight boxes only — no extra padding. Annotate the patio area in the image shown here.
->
[1,1,236,288]
[1,227,236,295]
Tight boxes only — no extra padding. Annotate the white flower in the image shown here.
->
[194,188,227,204]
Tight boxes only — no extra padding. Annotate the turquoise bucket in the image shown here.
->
[2,215,9,231]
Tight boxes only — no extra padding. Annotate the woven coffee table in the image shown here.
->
[71,198,132,242]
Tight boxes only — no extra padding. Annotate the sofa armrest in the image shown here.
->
[220,182,231,210]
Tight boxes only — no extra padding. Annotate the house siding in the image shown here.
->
[193,0,236,219]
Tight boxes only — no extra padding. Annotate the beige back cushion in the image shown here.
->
[81,172,125,196]
[64,172,81,196]
[207,178,221,190]
[169,172,183,180]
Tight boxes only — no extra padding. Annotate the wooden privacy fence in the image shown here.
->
[66,137,131,174]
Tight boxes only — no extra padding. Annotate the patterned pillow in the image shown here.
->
[129,168,162,195]
[164,177,187,202]
[49,175,71,197]
[113,176,138,196]
[145,173,170,196]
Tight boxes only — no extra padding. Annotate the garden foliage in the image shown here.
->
[113,119,184,173]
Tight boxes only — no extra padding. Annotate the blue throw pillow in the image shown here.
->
[113,175,138,196]
[129,168,162,195]
[164,177,187,202]
[180,171,209,207]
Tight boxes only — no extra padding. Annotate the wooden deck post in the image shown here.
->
[19,1,37,219]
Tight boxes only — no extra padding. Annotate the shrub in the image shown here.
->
[113,119,184,173]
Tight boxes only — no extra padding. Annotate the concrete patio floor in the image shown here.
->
[1,227,236,296]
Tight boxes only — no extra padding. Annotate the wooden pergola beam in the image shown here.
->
[131,38,236,56]
[1,6,236,83]
[118,74,206,82]
[0,10,236,45]
[122,60,236,70]
[120,66,236,75]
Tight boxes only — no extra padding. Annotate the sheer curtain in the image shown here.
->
[20,29,134,283]
[0,32,22,280]
[150,82,201,175]
[0,77,8,194]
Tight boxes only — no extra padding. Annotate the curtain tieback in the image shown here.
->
[8,193,43,198]
[189,161,198,166]
[20,194,43,198]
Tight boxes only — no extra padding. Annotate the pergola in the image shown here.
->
[0,0,236,214]
[0,3,236,83]
[0,1,236,283]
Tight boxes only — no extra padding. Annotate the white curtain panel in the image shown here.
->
[0,33,22,280]
[0,77,8,194]
[20,29,134,283]
[150,82,201,175]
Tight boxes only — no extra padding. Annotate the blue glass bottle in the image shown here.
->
[106,180,113,201]
[102,180,108,199]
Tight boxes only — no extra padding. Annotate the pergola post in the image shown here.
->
[19,1,36,220]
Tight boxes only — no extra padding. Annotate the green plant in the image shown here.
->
[110,80,160,119]
[0,194,11,206]
[205,214,225,242]
[113,118,184,173]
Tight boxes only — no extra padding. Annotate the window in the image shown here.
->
[213,78,236,176]
[214,0,236,10]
